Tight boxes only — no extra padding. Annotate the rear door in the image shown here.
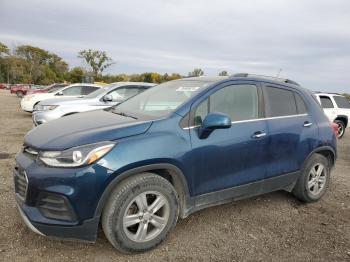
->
[82,85,100,95]
[262,84,317,179]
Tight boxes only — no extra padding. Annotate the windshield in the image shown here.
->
[112,80,212,117]
[84,87,109,98]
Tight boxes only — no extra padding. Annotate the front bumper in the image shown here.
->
[16,198,99,242]
[17,204,45,236]
[14,150,114,242]
[20,99,34,112]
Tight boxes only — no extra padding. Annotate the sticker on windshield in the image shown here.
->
[176,86,201,92]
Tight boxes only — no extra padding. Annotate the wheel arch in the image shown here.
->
[94,163,191,219]
[303,146,336,169]
[335,115,348,128]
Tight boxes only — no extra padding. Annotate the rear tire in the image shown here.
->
[334,120,345,138]
[16,91,24,97]
[292,153,330,202]
[102,173,179,253]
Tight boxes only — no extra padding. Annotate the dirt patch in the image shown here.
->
[0,89,349,261]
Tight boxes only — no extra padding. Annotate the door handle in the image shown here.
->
[252,131,266,139]
[303,121,312,127]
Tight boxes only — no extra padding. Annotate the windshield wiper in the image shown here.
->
[110,108,138,119]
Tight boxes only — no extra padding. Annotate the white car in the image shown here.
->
[314,92,350,138]
[20,83,102,112]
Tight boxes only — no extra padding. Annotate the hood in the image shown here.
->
[25,110,152,150]
[39,97,87,106]
[30,93,54,100]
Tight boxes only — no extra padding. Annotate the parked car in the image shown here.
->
[32,82,155,126]
[314,92,350,138]
[26,83,68,95]
[20,83,102,112]
[0,83,7,89]
[14,74,336,253]
[10,84,46,97]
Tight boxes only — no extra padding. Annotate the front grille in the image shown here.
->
[14,167,28,200]
[37,193,77,221]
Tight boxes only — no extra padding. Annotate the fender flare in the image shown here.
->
[303,146,336,169]
[94,163,191,218]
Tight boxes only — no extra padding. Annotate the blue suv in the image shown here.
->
[14,74,336,253]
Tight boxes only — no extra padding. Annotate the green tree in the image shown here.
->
[66,67,85,83]
[188,68,204,77]
[15,45,51,83]
[78,49,114,76]
[0,42,10,82]
[0,42,10,57]
[219,70,228,76]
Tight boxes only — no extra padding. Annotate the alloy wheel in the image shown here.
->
[307,163,326,195]
[122,191,170,243]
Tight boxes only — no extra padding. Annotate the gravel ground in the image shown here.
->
[0,89,349,261]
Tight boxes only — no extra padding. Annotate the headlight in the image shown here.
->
[34,105,59,111]
[39,142,115,167]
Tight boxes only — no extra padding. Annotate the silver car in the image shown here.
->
[32,82,155,126]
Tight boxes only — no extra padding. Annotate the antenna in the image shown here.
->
[276,68,282,77]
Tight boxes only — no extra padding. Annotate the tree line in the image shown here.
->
[0,42,230,85]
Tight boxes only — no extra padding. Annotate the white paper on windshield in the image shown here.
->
[176,86,201,92]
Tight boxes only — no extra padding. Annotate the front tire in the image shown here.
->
[334,120,345,138]
[292,153,330,202]
[102,173,179,253]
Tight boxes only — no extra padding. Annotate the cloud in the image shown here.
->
[1,0,350,92]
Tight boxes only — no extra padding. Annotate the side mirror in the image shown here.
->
[56,91,63,96]
[198,112,231,139]
[103,94,113,102]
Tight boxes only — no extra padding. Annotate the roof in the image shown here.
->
[177,76,229,82]
[108,82,156,87]
[230,73,300,86]
[67,83,103,88]
[314,92,344,97]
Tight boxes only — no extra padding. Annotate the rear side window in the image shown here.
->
[294,93,308,114]
[82,86,99,95]
[319,96,334,108]
[61,86,82,96]
[264,86,297,117]
[194,84,258,124]
[333,96,350,109]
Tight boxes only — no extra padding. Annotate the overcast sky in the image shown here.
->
[1,0,350,92]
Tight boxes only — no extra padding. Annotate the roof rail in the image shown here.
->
[314,91,342,95]
[230,73,300,86]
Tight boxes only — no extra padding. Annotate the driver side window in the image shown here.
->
[194,84,258,125]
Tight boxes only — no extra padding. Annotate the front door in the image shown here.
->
[189,81,268,196]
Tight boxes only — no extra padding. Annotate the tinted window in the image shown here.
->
[295,93,308,114]
[194,84,258,123]
[333,96,350,108]
[61,86,82,96]
[264,86,297,117]
[319,96,334,108]
[82,86,99,95]
[194,99,209,125]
